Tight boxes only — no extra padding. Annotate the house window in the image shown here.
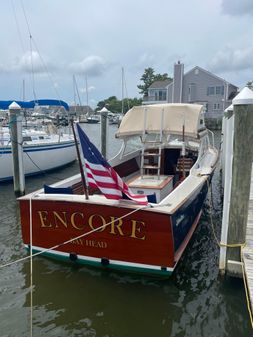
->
[213,103,220,110]
[207,86,224,96]
[207,87,215,95]
[215,86,224,95]
[153,89,166,101]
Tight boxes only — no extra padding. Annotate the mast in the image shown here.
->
[182,113,186,179]
[22,79,25,101]
[73,75,77,117]
[85,75,89,115]
[121,67,124,115]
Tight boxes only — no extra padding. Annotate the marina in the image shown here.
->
[1,0,253,335]
[0,122,252,336]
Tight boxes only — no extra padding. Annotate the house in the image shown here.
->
[69,105,93,117]
[147,79,172,102]
[143,61,238,119]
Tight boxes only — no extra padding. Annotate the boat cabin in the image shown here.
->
[44,103,214,207]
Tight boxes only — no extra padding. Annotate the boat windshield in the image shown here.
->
[124,136,142,153]
[122,133,200,155]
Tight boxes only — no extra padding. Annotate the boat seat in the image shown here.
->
[44,184,73,194]
[71,182,85,195]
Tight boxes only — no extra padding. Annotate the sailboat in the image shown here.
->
[0,99,76,182]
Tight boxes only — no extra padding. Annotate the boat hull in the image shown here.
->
[20,199,175,275]
[19,179,209,276]
[0,141,76,182]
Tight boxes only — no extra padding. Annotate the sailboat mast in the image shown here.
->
[121,67,124,115]
[73,75,77,106]
[22,79,25,101]
[85,75,89,115]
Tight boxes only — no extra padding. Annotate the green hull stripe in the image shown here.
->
[28,247,173,277]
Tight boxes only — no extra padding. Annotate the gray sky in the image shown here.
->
[0,0,253,108]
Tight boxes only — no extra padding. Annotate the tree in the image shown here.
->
[96,96,142,114]
[137,67,156,96]
[137,68,171,96]
[246,81,253,89]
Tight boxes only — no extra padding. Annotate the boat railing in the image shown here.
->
[207,129,215,148]
[190,129,216,174]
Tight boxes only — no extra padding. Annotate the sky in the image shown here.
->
[0,0,253,108]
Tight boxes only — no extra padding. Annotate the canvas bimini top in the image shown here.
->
[115,103,204,139]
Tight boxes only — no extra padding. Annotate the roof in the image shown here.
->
[184,66,238,88]
[148,79,172,89]
[116,103,204,139]
[149,66,238,90]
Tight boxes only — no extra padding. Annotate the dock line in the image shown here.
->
[0,201,149,269]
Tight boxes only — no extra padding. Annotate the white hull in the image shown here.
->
[0,140,76,182]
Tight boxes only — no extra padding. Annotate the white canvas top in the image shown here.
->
[116,103,203,139]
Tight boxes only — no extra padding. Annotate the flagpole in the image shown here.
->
[71,120,89,200]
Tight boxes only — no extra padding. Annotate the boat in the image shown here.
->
[108,113,123,125]
[0,126,76,182]
[86,115,100,124]
[0,99,76,182]
[18,103,218,277]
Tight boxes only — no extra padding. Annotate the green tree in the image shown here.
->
[246,81,253,89]
[96,96,142,114]
[137,68,171,96]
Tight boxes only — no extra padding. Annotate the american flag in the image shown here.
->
[76,124,148,205]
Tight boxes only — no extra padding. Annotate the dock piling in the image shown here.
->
[9,102,25,197]
[220,87,253,277]
[100,108,108,158]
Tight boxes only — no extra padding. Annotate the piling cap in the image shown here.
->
[225,104,233,112]
[98,107,110,113]
[233,87,253,106]
[9,101,21,110]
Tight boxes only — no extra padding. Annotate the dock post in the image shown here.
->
[224,87,253,277]
[100,108,108,158]
[9,102,25,197]
[219,104,234,272]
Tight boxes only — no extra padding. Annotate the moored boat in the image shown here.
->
[86,115,100,124]
[0,99,76,182]
[0,126,76,182]
[18,103,218,276]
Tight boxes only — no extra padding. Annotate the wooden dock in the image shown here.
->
[242,166,253,312]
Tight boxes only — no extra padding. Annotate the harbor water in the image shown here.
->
[0,124,252,336]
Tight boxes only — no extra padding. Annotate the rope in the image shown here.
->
[29,193,34,337]
[241,246,253,328]
[0,204,148,269]
[11,0,25,53]
[207,179,253,328]
[6,134,73,183]
[20,0,64,105]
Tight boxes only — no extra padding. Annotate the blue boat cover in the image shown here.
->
[0,99,69,111]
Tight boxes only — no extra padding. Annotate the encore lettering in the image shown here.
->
[37,210,146,240]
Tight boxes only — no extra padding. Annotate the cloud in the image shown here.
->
[221,0,253,16]
[80,86,96,93]
[70,55,107,76]
[15,51,49,73]
[0,63,8,73]
[138,53,155,67]
[208,46,253,73]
